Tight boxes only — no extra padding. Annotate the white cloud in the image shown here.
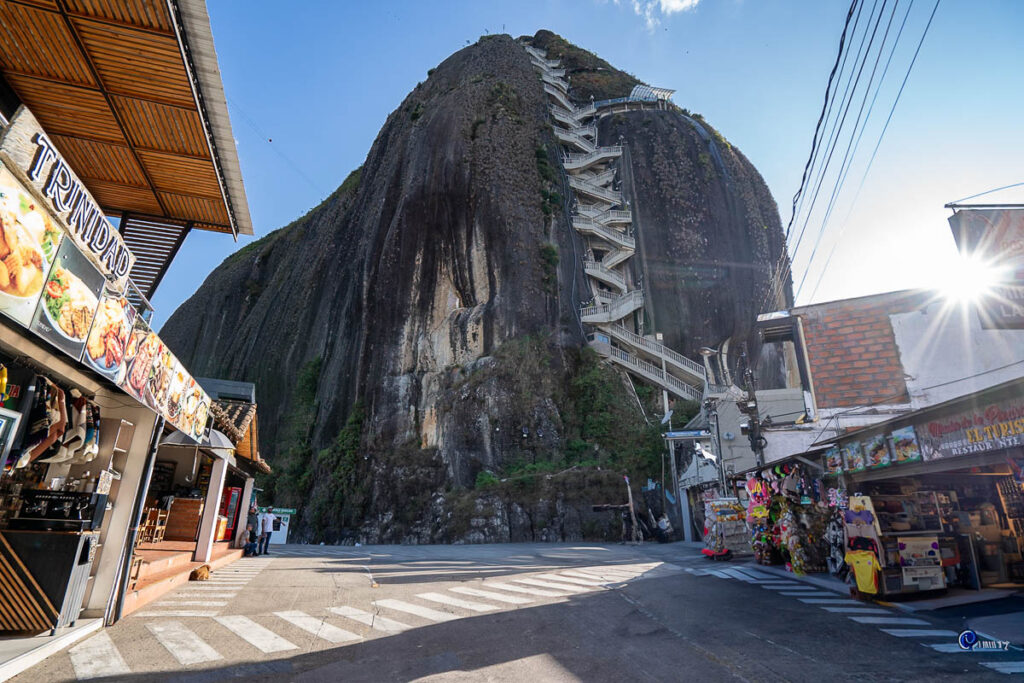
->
[627,0,700,30]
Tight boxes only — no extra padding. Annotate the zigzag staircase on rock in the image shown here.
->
[522,42,706,403]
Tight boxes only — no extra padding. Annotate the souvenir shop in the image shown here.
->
[822,378,1024,599]
[743,455,839,576]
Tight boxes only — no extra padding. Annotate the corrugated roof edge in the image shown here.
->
[173,0,253,237]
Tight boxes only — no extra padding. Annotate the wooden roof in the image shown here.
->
[0,0,252,271]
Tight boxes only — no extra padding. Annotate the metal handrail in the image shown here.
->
[563,146,622,168]
[582,259,626,290]
[543,84,573,111]
[571,216,634,248]
[602,323,706,379]
[580,289,643,320]
[568,176,621,203]
[554,128,596,153]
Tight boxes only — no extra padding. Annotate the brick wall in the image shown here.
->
[798,291,933,409]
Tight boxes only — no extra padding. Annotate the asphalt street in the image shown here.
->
[13,543,1024,682]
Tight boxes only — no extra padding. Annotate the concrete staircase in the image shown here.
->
[523,40,706,402]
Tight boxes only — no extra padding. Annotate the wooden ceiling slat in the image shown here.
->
[158,192,228,225]
[72,18,193,106]
[138,149,221,198]
[0,4,94,86]
[50,134,144,186]
[112,95,208,157]
[63,0,172,34]
[4,74,124,142]
[83,178,161,214]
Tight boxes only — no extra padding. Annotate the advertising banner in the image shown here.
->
[919,398,1024,461]
[0,165,63,326]
[889,425,922,464]
[0,108,134,288]
[82,290,137,384]
[864,434,891,469]
[824,446,843,474]
[29,237,103,360]
[842,441,866,472]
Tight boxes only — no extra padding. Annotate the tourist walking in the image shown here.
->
[258,506,277,555]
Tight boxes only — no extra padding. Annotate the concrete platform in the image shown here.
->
[0,619,100,682]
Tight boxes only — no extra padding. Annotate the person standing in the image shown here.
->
[246,504,259,544]
[258,506,277,555]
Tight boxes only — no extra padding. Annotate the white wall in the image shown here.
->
[891,300,1024,409]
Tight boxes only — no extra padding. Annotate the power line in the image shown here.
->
[806,0,941,302]
[947,181,1024,206]
[794,0,902,300]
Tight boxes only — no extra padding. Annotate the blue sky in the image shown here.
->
[152,0,1024,326]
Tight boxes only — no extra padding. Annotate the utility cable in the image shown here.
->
[947,181,1024,206]
[795,0,901,300]
[806,0,940,302]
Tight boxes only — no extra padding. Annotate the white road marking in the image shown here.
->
[983,662,1024,674]
[147,621,223,665]
[849,616,930,625]
[706,570,732,579]
[820,607,890,614]
[733,568,779,580]
[512,578,588,593]
[450,587,533,604]
[798,599,863,605]
[417,592,496,613]
[779,592,836,597]
[374,599,459,622]
[171,593,238,599]
[756,582,800,587]
[329,606,411,633]
[214,615,298,653]
[718,568,757,583]
[134,610,221,618]
[879,629,961,638]
[560,570,615,583]
[576,569,635,581]
[274,611,361,644]
[68,631,130,679]
[154,601,227,607]
[762,585,817,591]
[484,582,566,597]
[541,573,605,587]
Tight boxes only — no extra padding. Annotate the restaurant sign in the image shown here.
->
[0,107,135,288]
[918,398,1024,461]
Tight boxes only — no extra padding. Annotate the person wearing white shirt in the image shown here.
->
[258,507,277,555]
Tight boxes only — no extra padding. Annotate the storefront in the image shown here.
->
[822,378,1024,598]
[0,104,221,639]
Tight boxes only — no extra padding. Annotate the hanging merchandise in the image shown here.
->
[845,549,880,594]
[825,509,848,578]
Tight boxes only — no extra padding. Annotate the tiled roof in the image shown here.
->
[211,399,256,444]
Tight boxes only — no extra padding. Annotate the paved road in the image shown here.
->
[13,543,1024,681]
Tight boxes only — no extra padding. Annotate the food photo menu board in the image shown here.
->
[83,290,137,384]
[119,317,210,443]
[0,165,64,326]
[30,237,104,359]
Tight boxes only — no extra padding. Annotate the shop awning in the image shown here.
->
[0,0,252,297]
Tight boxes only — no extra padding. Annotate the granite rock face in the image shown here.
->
[161,31,789,542]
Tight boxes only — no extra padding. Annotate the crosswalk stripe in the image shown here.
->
[820,607,890,614]
[849,616,930,625]
[762,585,817,591]
[756,582,800,587]
[134,610,221,618]
[484,582,566,597]
[374,599,459,622]
[274,611,361,643]
[983,662,1024,674]
[543,573,606,587]
[214,615,298,653]
[718,568,757,583]
[177,586,242,591]
[154,601,227,607]
[706,570,732,579]
[879,629,960,638]
[172,593,237,599]
[575,569,635,581]
[536,574,605,587]
[147,621,223,665]
[450,587,532,604]
[798,599,862,605]
[560,570,615,583]
[733,568,780,580]
[417,592,496,613]
[68,631,130,679]
[329,606,411,633]
[779,592,836,597]
[512,578,587,593]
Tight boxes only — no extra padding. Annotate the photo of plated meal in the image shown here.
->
[42,265,99,342]
[0,168,64,325]
[84,293,136,379]
[125,330,161,400]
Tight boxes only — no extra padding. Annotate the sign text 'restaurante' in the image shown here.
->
[27,133,132,281]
